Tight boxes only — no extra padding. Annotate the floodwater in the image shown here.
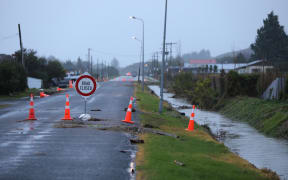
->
[149,85,288,180]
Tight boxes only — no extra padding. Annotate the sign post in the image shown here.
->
[75,73,97,116]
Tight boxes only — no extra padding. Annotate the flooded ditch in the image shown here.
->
[149,85,288,180]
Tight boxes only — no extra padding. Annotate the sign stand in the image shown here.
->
[75,72,97,120]
[84,97,87,115]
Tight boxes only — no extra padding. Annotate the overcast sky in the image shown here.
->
[1,0,288,67]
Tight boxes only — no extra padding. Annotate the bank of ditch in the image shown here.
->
[135,85,278,180]
[217,97,288,139]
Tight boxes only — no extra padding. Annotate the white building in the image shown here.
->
[236,60,274,74]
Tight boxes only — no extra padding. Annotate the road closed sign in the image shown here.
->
[75,74,97,97]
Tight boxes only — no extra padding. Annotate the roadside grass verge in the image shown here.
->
[0,88,40,100]
[219,96,288,139]
[0,87,60,100]
[0,104,10,109]
[135,85,277,180]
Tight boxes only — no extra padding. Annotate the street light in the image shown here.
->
[132,36,142,83]
[159,0,168,113]
[130,16,145,92]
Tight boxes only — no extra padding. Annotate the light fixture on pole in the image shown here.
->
[130,16,145,92]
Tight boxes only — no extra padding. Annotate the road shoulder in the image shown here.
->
[135,85,278,180]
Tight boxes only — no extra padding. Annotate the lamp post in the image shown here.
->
[132,36,142,83]
[159,0,168,113]
[130,16,145,92]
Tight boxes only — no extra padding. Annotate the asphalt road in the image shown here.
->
[0,78,138,180]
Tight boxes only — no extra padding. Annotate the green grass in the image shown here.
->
[219,97,288,139]
[0,104,10,109]
[136,85,277,180]
[0,88,40,100]
[0,87,59,100]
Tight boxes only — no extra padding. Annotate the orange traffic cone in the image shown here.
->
[122,97,134,124]
[186,105,196,131]
[62,94,73,120]
[57,87,65,92]
[26,94,37,120]
[40,92,45,98]
[69,80,73,88]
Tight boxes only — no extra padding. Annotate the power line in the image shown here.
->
[0,33,18,41]
[91,49,139,57]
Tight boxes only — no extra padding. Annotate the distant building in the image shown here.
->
[236,60,274,74]
[184,59,217,68]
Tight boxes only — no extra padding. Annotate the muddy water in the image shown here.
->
[149,85,288,179]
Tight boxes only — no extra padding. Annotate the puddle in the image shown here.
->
[149,85,288,179]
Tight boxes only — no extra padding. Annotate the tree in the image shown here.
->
[209,65,213,73]
[0,59,27,95]
[235,53,247,63]
[205,65,209,73]
[46,60,66,81]
[63,60,76,72]
[251,11,288,62]
[76,57,84,73]
[213,65,218,73]
[111,58,119,69]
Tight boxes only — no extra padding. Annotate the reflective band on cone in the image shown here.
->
[62,94,73,120]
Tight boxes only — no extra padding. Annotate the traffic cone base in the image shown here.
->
[121,120,134,124]
[186,120,194,131]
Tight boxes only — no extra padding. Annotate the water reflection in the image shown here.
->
[149,85,288,179]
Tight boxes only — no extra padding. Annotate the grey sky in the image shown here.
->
[1,0,288,67]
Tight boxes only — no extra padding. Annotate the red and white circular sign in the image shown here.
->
[75,74,97,96]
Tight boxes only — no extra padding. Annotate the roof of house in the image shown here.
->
[235,60,264,69]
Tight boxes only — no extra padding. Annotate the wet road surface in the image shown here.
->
[0,80,137,180]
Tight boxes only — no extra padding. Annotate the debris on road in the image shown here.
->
[79,114,92,121]
[130,138,144,144]
[90,109,102,111]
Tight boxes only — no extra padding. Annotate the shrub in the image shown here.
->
[225,71,259,97]
[172,72,196,96]
[193,78,217,109]
[0,60,27,95]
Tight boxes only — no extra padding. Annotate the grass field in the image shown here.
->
[219,96,288,139]
[135,85,278,180]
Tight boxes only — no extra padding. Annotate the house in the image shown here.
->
[236,60,274,74]
[184,59,217,68]
[183,59,247,73]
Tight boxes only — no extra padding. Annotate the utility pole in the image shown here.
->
[101,60,103,80]
[18,24,24,68]
[155,52,159,79]
[165,42,177,67]
[91,56,93,74]
[159,0,168,113]
[88,48,91,73]
[96,59,99,80]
